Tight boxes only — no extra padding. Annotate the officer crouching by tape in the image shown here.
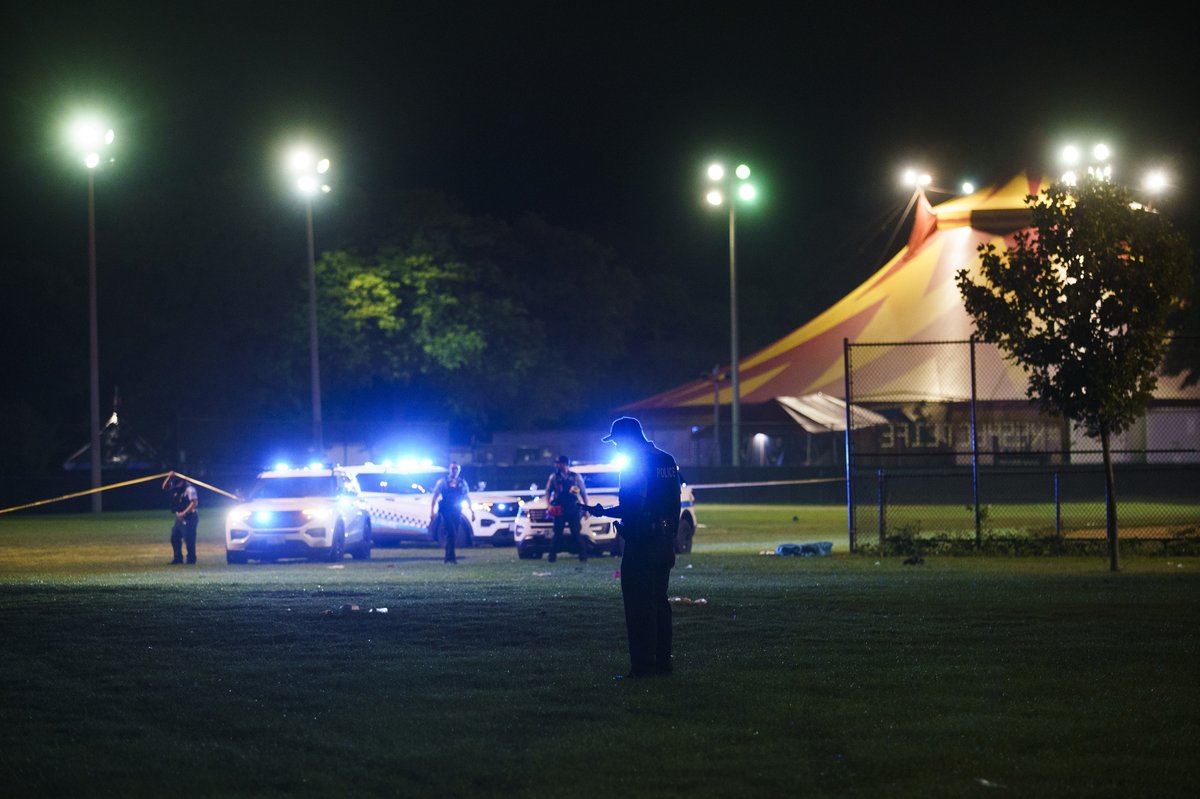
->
[586,416,681,679]
[162,471,199,565]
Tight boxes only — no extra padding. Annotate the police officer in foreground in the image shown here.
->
[545,454,590,563]
[586,416,681,679]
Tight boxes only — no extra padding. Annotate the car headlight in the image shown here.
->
[460,499,471,514]
[228,509,251,524]
[303,508,334,521]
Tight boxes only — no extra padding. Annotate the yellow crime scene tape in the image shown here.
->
[0,471,239,515]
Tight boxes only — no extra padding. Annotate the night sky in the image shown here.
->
[4,1,1199,429]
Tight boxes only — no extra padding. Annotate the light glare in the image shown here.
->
[1093,143,1110,161]
[961,181,975,194]
[706,189,724,206]
[1061,145,1080,165]
[735,164,751,179]
[707,163,724,181]
[1144,169,1168,193]
[738,184,756,201]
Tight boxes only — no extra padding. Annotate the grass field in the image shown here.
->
[1,505,1197,798]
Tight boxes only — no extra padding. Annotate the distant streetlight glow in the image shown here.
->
[902,168,931,188]
[1143,169,1168,193]
[1061,144,1080,165]
[285,144,332,454]
[704,160,759,466]
[961,181,975,194]
[68,113,117,512]
[1093,143,1111,161]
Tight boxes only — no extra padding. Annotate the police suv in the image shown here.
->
[471,489,536,545]
[512,462,698,559]
[340,460,489,547]
[225,465,371,563]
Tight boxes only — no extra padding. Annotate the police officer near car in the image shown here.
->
[544,454,590,563]
[162,471,199,565]
[586,417,681,679]
[429,461,475,564]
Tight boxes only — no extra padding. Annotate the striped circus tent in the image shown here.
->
[623,171,1197,415]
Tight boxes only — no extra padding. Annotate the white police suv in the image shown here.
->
[338,462,453,547]
[225,465,370,563]
[471,489,536,546]
[512,462,698,559]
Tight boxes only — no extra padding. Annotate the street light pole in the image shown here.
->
[727,196,740,467]
[87,169,102,512]
[305,196,323,454]
[706,162,755,467]
[72,117,114,512]
[287,146,331,458]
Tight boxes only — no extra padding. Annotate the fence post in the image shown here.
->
[844,338,856,552]
[877,467,887,542]
[970,336,981,547]
[1054,471,1062,538]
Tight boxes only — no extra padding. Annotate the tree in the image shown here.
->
[955,175,1194,571]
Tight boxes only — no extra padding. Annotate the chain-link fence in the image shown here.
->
[845,339,1200,550]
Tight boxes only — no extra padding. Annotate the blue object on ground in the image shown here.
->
[775,541,833,557]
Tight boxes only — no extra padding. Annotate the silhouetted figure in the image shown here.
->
[587,417,681,679]
[544,454,590,563]
[163,471,198,565]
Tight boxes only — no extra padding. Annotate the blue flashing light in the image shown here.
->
[611,454,630,470]
[273,462,290,472]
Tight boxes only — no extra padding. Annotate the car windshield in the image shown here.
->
[355,474,428,495]
[249,475,339,499]
[583,472,621,490]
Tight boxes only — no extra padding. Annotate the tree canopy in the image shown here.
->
[956,175,1193,437]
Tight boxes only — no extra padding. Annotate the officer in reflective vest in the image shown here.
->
[544,454,590,563]
[586,416,681,679]
[430,462,474,564]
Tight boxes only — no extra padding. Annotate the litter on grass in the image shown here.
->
[668,597,708,606]
[772,542,833,557]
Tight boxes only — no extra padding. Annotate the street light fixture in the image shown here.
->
[286,146,331,455]
[71,116,115,512]
[705,161,756,466]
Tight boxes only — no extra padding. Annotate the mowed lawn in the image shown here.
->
[1,505,1197,798]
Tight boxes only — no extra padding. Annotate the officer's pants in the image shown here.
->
[550,509,584,560]
[171,514,198,563]
[619,535,675,675]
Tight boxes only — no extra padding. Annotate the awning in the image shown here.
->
[775,392,888,433]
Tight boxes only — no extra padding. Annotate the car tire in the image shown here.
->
[226,550,247,564]
[352,521,373,560]
[675,515,695,554]
[328,528,345,562]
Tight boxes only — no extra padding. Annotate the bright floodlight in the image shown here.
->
[706,189,724,205]
[961,181,975,194]
[288,148,312,171]
[70,117,115,169]
[735,164,751,179]
[707,163,725,181]
[287,145,331,197]
[1144,169,1169,193]
[902,168,931,188]
[1093,143,1110,161]
[1061,145,1080,165]
[738,183,756,201]
[1061,170,1078,187]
